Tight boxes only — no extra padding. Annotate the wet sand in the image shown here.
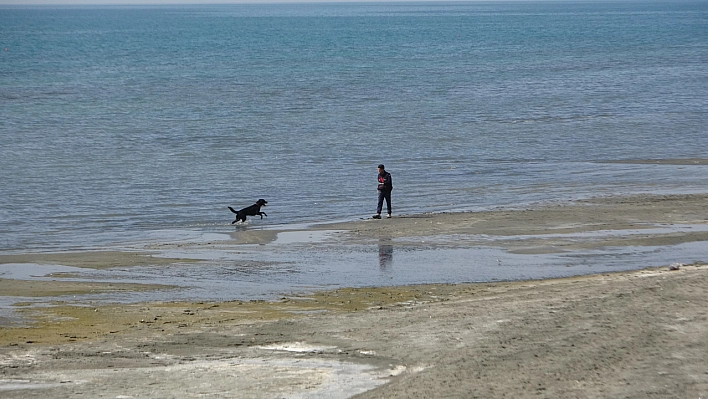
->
[1,193,708,398]
[321,193,708,251]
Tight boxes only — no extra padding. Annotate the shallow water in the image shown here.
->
[2,227,706,308]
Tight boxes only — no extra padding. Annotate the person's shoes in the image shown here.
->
[387,214,392,218]
[372,214,381,219]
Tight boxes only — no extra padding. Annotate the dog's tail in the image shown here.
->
[228,206,238,214]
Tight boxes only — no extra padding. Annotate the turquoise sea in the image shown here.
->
[1,1,707,254]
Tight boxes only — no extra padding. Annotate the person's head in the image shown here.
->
[378,164,385,173]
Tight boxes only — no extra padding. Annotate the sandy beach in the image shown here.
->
[1,193,707,398]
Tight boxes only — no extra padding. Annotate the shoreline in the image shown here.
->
[1,192,707,300]
[1,193,708,397]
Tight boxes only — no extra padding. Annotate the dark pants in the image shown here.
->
[377,189,392,215]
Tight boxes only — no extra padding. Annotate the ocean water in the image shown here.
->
[1,1,707,252]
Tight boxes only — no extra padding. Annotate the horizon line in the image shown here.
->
[0,0,639,6]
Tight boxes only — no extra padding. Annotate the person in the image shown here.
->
[374,164,392,219]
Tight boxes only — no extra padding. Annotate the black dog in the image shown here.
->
[228,199,268,224]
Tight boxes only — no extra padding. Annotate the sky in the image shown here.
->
[0,0,563,5]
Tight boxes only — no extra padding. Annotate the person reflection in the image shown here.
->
[378,240,394,270]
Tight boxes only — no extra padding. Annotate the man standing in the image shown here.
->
[374,164,392,219]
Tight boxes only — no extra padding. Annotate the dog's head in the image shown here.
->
[256,199,268,206]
